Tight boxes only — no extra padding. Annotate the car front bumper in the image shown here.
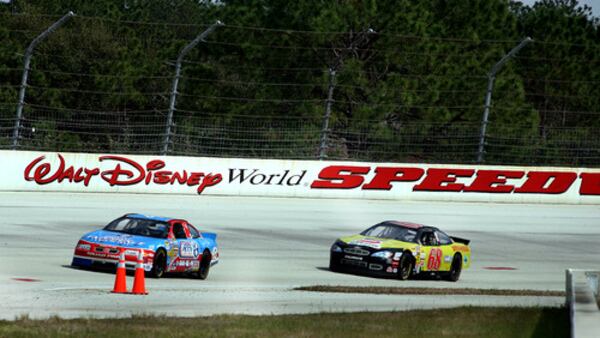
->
[330,251,400,277]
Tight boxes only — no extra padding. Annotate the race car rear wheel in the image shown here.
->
[445,254,462,282]
[196,249,211,280]
[397,251,413,280]
[151,249,166,278]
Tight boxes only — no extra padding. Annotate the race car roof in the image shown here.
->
[125,213,174,222]
[387,221,429,229]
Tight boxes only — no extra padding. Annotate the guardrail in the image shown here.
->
[565,269,600,338]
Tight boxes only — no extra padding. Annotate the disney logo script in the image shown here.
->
[24,154,222,194]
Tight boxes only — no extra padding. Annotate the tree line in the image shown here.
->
[0,0,599,166]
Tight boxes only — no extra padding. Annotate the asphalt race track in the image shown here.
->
[1,192,599,319]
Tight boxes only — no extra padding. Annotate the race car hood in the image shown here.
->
[338,235,416,250]
[81,229,162,249]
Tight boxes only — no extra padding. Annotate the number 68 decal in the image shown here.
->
[427,248,442,270]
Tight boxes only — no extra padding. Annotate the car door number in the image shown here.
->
[427,248,442,270]
[179,241,199,258]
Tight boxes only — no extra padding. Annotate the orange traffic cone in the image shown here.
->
[131,249,148,295]
[111,248,127,294]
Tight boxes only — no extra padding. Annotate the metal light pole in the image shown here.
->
[318,68,336,160]
[477,37,532,163]
[162,20,223,155]
[12,11,75,149]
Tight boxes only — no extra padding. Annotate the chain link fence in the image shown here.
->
[1,12,599,167]
[3,104,598,167]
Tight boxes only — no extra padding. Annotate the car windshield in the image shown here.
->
[104,217,169,239]
[360,223,417,242]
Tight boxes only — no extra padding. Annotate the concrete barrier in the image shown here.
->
[2,150,600,204]
[566,269,600,338]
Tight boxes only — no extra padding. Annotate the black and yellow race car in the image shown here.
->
[329,221,470,281]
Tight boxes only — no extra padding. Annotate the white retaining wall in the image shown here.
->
[1,150,600,204]
[566,269,600,338]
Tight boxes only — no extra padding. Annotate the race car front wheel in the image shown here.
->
[398,252,413,280]
[445,254,462,282]
[329,255,340,272]
[196,250,211,280]
[150,249,166,278]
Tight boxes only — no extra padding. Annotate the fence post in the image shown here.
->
[162,20,223,156]
[477,37,532,163]
[318,68,336,160]
[12,11,75,150]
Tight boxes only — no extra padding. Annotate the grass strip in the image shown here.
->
[0,307,568,338]
[294,285,565,297]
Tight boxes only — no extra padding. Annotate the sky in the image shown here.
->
[517,0,600,17]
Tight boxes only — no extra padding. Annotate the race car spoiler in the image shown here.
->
[450,236,470,245]
[201,232,217,241]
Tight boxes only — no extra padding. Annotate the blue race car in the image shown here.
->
[71,213,219,279]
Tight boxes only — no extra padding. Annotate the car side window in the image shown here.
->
[435,230,452,245]
[188,225,201,239]
[172,223,187,239]
[420,231,438,246]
